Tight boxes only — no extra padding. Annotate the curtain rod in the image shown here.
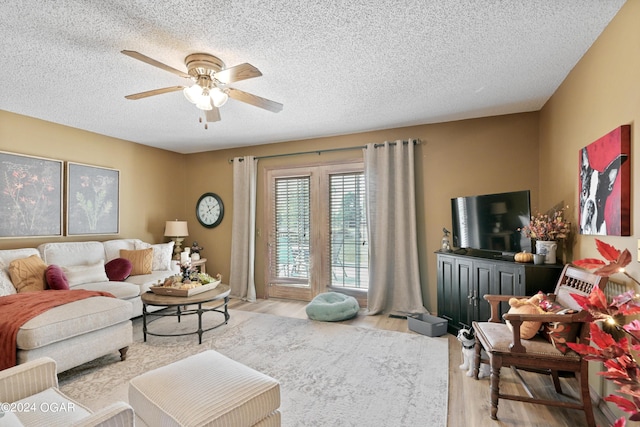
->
[228,139,420,163]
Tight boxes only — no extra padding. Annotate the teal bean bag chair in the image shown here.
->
[306,292,360,321]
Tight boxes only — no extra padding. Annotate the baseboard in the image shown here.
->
[591,386,617,425]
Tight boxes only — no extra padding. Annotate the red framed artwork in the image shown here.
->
[578,125,630,236]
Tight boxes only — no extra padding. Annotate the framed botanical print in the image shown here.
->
[578,125,631,236]
[0,151,63,238]
[67,162,120,235]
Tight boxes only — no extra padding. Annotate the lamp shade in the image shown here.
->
[490,202,507,215]
[164,220,189,237]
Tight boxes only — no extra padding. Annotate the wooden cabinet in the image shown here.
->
[436,252,563,335]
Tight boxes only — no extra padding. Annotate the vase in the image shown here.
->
[535,240,557,264]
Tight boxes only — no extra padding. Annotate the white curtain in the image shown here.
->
[364,140,426,315]
[229,156,257,301]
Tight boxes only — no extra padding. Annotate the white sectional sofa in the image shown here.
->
[37,239,179,316]
[0,239,179,373]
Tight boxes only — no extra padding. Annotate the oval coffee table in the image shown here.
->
[141,284,230,344]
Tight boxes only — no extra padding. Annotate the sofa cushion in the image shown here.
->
[105,258,133,281]
[62,262,109,287]
[38,242,105,267]
[9,255,48,293]
[135,241,175,271]
[103,239,138,262]
[75,281,140,300]
[45,265,70,290]
[0,249,42,296]
[120,249,153,276]
[0,267,17,296]
[16,296,132,350]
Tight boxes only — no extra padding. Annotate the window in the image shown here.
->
[273,176,310,283]
[265,163,368,301]
[329,173,368,289]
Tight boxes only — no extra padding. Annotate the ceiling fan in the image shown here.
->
[121,50,283,127]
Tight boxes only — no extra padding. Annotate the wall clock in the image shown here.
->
[196,192,224,228]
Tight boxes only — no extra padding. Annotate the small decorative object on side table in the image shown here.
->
[190,241,204,261]
[441,227,452,252]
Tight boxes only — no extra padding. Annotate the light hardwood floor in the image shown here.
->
[228,298,612,427]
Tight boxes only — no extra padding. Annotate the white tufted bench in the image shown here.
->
[129,350,281,427]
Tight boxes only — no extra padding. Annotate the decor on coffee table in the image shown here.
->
[578,124,630,236]
[0,151,63,238]
[67,162,119,235]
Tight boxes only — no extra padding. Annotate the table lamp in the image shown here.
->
[164,220,189,259]
[490,202,507,233]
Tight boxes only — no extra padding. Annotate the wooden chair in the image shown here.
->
[472,264,607,427]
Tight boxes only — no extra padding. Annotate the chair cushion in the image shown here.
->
[474,321,580,361]
[541,321,581,354]
[129,350,280,426]
[305,292,360,321]
[45,265,70,290]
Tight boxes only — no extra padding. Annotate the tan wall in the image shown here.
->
[539,0,640,415]
[540,0,640,276]
[0,110,188,249]
[0,108,540,312]
[185,112,541,311]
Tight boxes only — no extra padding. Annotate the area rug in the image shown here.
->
[59,310,449,426]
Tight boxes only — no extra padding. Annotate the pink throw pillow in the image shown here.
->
[105,258,133,281]
[45,265,70,290]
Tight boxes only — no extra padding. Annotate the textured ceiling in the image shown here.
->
[0,1,626,154]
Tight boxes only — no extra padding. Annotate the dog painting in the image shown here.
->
[457,328,490,378]
[579,125,630,236]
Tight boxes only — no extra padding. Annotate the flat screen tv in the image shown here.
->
[450,190,532,254]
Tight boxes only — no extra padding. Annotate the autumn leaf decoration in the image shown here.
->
[570,239,640,425]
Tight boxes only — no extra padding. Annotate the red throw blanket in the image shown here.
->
[0,290,115,371]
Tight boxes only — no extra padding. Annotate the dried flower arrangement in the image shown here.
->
[519,206,571,241]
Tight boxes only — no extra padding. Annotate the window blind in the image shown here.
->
[272,176,310,282]
[329,172,368,289]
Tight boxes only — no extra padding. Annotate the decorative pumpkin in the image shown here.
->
[514,251,534,263]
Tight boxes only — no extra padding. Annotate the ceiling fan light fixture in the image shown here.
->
[183,84,202,104]
[195,98,213,111]
[211,87,229,108]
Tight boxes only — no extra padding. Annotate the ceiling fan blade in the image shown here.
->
[121,50,190,79]
[205,107,221,122]
[215,63,262,84]
[227,88,283,113]
[124,86,185,100]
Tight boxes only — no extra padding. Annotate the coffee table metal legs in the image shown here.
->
[142,296,230,344]
[142,304,148,342]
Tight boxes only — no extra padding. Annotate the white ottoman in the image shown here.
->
[129,350,281,427]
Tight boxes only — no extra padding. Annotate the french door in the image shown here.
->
[264,162,368,302]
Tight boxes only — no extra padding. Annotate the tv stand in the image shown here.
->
[436,251,562,335]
